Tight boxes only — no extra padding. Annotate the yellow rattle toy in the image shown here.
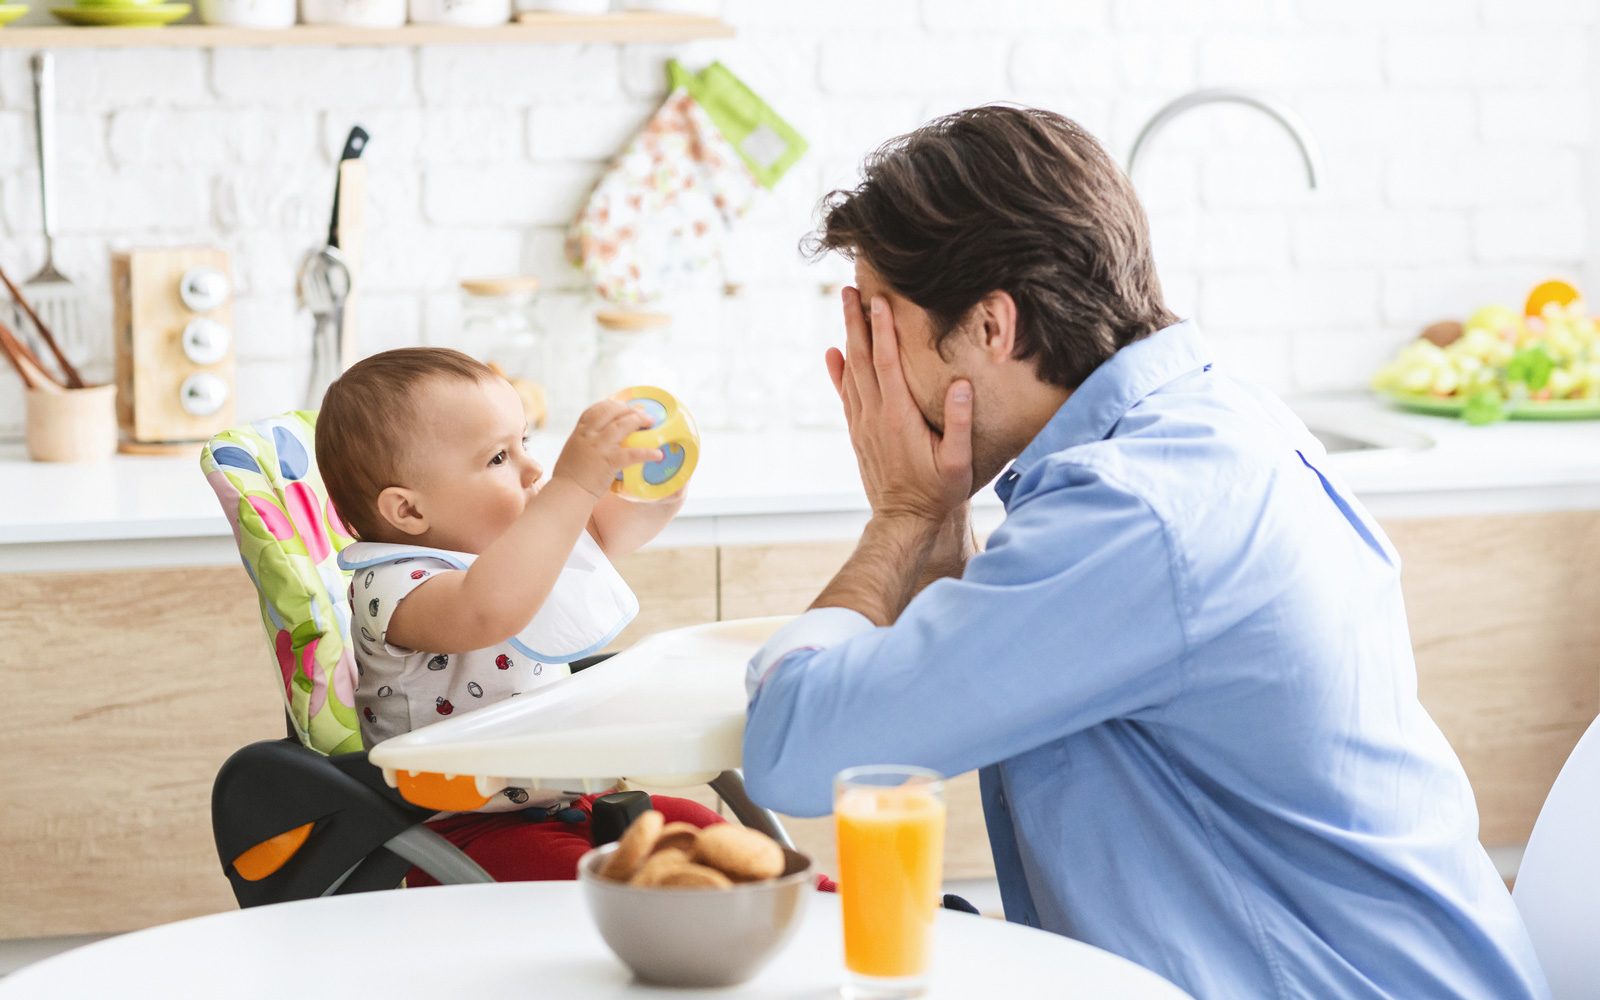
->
[609,386,699,500]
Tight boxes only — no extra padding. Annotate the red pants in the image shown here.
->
[407,793,724,886]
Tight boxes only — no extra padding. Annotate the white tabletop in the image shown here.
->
[0,882,1190,999]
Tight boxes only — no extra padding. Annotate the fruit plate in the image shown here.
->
[1382,391,1600,421]
[52,2,188,23]
[0,4,29,25]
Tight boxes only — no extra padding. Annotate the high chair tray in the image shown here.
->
[367,616,792,785]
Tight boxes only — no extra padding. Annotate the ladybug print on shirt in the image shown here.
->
[342,541,626,813]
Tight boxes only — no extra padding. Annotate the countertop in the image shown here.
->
[4,394,1600,572]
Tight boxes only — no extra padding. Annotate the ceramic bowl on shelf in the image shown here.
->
[409,0,507,25]
[299,0,403,26]
[515,0,609,12]
[0,3,28,25]
[198,0,293,25]
[52,3,189,24]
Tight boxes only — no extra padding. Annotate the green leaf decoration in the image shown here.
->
[1464,389,1506,426]
[1507,345,1555,391]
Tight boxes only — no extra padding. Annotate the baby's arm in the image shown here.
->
[588,489,686,559]
[385,401,659,654]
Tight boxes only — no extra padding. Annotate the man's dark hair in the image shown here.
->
[804,105,1177,390]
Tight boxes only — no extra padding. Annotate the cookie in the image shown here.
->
[692,824,785,882]
[599,809,663,881]
[629,847,692,887]
[652,821,700,856]
[656,862,733,890]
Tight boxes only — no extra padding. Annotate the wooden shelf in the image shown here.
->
[0,11,734,47]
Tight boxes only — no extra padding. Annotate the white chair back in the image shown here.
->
[1513,714,1600,999]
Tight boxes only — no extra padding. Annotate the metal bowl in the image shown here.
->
[577,841,813,987]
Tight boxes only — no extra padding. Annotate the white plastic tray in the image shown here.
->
[368,616,791,788]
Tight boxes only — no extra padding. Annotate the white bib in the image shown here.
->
[338,531,638,663]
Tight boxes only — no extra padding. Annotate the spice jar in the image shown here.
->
[459,275,548,428]
[589,308,679,402]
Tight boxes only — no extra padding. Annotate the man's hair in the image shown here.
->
[316,347,496,542]
[804,105,1176,389]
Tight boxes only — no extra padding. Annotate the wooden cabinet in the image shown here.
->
[2,514,1594,936]
[1382,511,1600,846]
[0,567,283,937]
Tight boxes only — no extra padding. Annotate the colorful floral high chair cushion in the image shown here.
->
[201,411,363,756]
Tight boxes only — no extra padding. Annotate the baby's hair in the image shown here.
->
[316,347,496,542]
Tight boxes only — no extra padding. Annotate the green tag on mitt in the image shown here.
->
[669,59,809,189]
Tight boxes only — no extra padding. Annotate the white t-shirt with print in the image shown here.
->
[337,531,637,812]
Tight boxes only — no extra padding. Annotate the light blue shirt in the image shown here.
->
[742,321,1549,999]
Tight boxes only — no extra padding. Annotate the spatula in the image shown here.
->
[19,53,91,380]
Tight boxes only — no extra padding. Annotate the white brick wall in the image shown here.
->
[0,0,1595,438]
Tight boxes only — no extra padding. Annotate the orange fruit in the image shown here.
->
[1525,278,1583,318]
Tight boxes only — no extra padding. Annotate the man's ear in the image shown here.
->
[975,290,1019,364]
[375,486,428,537]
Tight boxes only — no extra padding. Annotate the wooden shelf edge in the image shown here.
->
[0,13,734,47]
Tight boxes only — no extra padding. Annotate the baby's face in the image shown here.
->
[400,376,541,553]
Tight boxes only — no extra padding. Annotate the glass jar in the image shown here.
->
[589,308,679,402]
[458,275,549,428]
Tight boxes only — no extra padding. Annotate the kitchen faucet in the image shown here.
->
[1126,88,1325,190]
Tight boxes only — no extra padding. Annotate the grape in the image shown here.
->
[1399,365,1434,393]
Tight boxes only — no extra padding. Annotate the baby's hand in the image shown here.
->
[552,400,663,499]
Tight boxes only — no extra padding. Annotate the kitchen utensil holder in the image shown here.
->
[25,383,116,462]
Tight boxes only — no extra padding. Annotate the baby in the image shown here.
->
[316,346,721,880]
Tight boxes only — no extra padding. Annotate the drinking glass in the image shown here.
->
[834,765,946,999]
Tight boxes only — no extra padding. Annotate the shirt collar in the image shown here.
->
[994,320,1211,505]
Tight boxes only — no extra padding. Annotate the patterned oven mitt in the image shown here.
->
[202,412,364,756]
[567,60,808,304]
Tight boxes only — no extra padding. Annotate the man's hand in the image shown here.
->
[810,288,978,626]
[826,287,973,527]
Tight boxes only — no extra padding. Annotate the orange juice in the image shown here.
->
[835,785,947,980]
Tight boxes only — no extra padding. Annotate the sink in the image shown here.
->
[1292,401,1434,469]
[1310,427,1387,454]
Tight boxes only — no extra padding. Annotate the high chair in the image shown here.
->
[202,411,496,906]
[202,411,789,909]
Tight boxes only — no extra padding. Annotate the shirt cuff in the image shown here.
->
[746,607,876,701]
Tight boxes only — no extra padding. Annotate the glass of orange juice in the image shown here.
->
[834,765,946,999]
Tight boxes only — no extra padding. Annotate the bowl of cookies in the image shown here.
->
[578,810,813,987]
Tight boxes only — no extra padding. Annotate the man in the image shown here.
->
[742,107,1547,999]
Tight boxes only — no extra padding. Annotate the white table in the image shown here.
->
[0,882,1191,998]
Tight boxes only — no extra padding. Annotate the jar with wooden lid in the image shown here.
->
[589,308,679,403]
[459,275,548,429]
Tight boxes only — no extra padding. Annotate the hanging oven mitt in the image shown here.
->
[567,60,808,304]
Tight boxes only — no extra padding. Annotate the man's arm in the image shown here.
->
[811,514,944,627]
[744,475,1187,817]
[915,502,977,596]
